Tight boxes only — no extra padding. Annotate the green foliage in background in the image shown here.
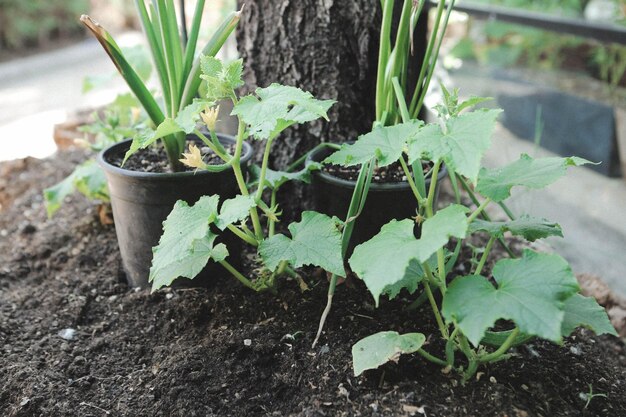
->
[0,0,89,51]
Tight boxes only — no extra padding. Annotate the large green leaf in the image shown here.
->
[150,196,221,290]
[175,100,209,133]
[561,293,617,337]
[469,215,563,242]
[352,332,426,376]
[407,109,501,183]
[442,250,580,346]
[258,211,344,276]
[232,84,335,140]
[475,154,592,202]
[200,56,244,101]
[349,205,469,305]
[248,163,319,190]
[44,160,109,217]
[215,195,256,230]
[324,121,423,167]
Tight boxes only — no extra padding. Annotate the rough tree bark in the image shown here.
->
[236,1,429,219]
[236,0,381,169]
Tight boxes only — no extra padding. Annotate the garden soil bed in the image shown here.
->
[1,150,625,417]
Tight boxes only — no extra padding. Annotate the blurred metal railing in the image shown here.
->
[432,1,626,44]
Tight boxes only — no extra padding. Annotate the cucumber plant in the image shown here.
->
[311,0,458,347]
[324,88,617,380]
[146,56,346,292]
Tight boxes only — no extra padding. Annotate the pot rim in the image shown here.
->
[97,133,253,180]
[306,142,446,191]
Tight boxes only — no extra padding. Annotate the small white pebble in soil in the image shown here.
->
[570,345,582,355]
[165,293,173,300]
[489,376,497,384]
[58,328,76,341]
[244,339,252,346]
[522,384,529,390]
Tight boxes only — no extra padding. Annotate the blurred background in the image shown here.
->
[0,0,624,295]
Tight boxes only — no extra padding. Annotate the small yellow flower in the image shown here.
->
[200,105,220,131]
[73,138,91,149]
[131,107,141,124]
[179,143,206,170]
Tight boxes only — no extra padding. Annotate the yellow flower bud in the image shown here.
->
[179,143,206,170]
[131,107,141,124]
[200,105,220,131]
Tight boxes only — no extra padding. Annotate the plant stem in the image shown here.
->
[399,157,424,205]
[458,176,516,258]
[425,160,442,218]
[312,273,338,348]
[423,279,448,339]
[193,128,230,161]
[479,327,520,363]
[474,236,495,276]
[230,118,263,240]
[269,190,277,237]
[498,201,516,220]
[255,139,273,202]
[467,198,491,224]
[285,142,340,172]
[448,169,462,204]
[227,224,258,246]
[437,248,447,288]
[418,348,448,366]
[446,327,460,366]
[219,259,256,291]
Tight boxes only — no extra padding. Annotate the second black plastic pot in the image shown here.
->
[307,145,446,254]
[98,133,253,288]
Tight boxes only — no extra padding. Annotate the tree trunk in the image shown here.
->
[236,0,381,168]
[236,0,387,219]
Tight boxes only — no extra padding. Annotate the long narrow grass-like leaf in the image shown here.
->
[180,8,242,109]
[182,0,206,86]
[135,0,171,113]
[81,15,164,126]
[155,0,180,115]
[413,0,456,117]
[391,0,413,90]
[375,0,394,122]
[165,0,184,86]
[409,0,445,117]
[392,77,411,123]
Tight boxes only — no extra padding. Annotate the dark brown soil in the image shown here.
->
[107,140,236,173]
[1,150,625,417]
[322,161,432,183]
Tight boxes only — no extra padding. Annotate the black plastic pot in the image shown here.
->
[307,145,446,254]
[98,134,253,288]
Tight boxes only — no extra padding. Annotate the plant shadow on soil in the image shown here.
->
[0,150,625,417]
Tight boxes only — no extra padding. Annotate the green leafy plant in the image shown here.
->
[80,0,240,171]
[147,56,343,292]
[581,383,608,410]
[325,89,617,380]
[43,94,148,217]
[311,0,457,347]
[592,43,626,93]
